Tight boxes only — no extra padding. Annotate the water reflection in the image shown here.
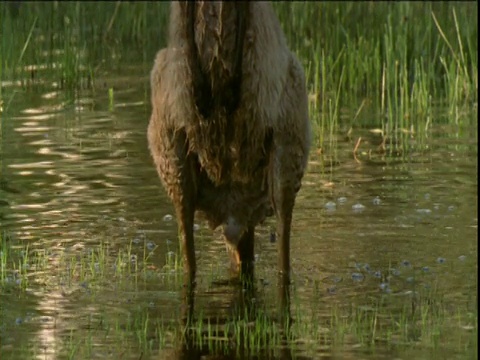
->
[158,278,295,360]
[0,76,477,359]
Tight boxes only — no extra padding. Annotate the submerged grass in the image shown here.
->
[0,232,477,359]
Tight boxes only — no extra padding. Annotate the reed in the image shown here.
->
[276,2,477,153]
[1,3,476,145]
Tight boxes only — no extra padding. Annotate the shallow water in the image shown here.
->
[0,71,477,359]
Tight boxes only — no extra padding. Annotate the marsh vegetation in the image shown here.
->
[0,2,477,359]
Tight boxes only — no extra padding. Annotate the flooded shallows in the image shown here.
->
[0,78,477,359]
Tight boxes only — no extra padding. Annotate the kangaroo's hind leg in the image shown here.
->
[170,130,198,281]
[237,225,255,281]
[149,126,198,281]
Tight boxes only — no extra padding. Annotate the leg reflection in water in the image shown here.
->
[172,276,294,360]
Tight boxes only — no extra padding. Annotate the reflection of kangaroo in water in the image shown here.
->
[148,2,311,279]
[163,280,293,359]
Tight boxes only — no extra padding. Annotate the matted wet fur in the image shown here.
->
[148,1,311,278]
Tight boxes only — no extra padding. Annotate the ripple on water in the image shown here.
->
[351,273,365,282]
[163,214,173,222]
[324,201,336,211]
[416,208,432,215]
[380,283,391,293]
[352,203,366,213]
[327,287,337,295]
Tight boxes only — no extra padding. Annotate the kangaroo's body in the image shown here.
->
[148,2,311,278]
